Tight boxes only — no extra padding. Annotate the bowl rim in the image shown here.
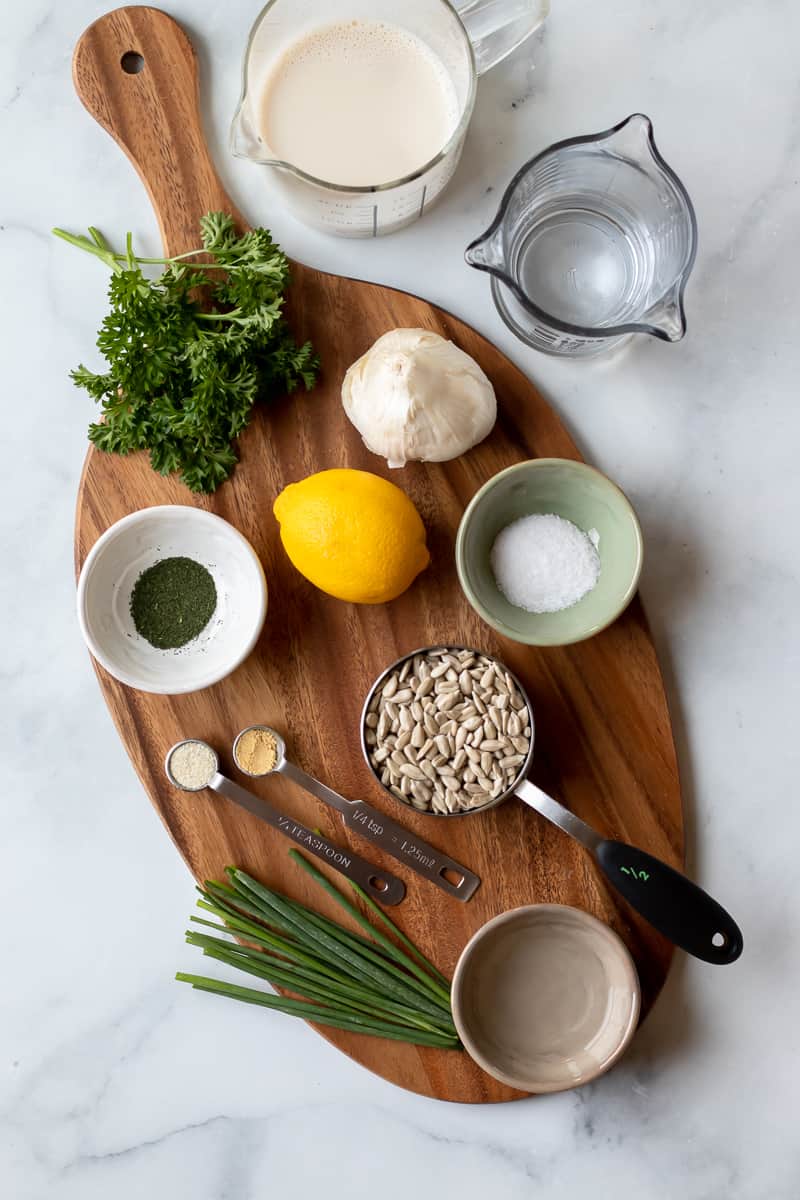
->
[454,457,644,646]
[76,504,268,694]
[451,902,641,1093]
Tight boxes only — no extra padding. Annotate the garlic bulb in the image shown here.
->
[341,328,496,468]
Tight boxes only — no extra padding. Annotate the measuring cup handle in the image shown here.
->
[595,840,743,965]
[455,0,549,76]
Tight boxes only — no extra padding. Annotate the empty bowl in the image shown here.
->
[451,904,640,1093]
[455,458,643,645]
[77,505,267,694]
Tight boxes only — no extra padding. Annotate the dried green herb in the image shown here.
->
[130,557,216,649]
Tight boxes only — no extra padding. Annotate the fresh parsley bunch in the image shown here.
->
[53,213,319,493]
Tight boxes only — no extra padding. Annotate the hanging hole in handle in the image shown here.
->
[712,932,727,948]
[120,51,145,74]
[440,866,465,889]
[369,875,390,893]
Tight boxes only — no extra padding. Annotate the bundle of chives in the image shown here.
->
[176,854,460,1049]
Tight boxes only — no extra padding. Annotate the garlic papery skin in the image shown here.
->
[341,328,496,468]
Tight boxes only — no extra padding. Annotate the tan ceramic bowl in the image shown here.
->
[451,905,640,1093]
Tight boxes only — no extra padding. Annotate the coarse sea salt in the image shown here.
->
[491,513,601,614]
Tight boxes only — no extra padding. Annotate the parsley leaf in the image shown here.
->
[53,213,319,493]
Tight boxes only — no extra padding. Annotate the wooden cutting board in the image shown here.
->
[73,7,683,1102]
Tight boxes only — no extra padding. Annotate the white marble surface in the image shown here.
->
[2,1,798,1196]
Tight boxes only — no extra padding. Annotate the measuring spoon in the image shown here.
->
[232,726,480,902]
[165,739,405,906]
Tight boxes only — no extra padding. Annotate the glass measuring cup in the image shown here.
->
[466,114,698,356]
[231,0,549,237]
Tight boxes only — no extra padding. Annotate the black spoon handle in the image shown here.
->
[595,840,743,964]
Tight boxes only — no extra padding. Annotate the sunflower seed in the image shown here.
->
[454,725,468,752]
[400,775,411,795]
[442,775,460,792]
[390,784,405,801]
[384,700,398,724]
[483,717,497,741]
[500,754,525,769]
[411,781,431,806]
[382,674,399,699]
[453,748,467,772]
[461,715,482,732]
[432,794,449,814]
[435,680,460,694]
[399,763,425,781]
[469,792,491,808]
[432,753,447,767]
[411,796,430,811]
[424,712,439,737]
[380,767,391,786]
[415,677,434,700]
[403,745,418,763]
[470,729,484,747]
[512,736,529,754]
[430,662,449,678]
[391,750,407,769]
[411,723,425,749]
[473,694,487,715]
[480,667,494,689]
[418,660,431,681]
[399,707,414,732]
[480,738,504,751]
[420,738,435,758]
[394,688,413,704]
[445,792,461,813]
[437,692,460,712]
[399,659,412,682]
[373,745,391,764]
[507,712,521,736]
[395,729,412,750]
[365,730,377,746]
[465,745,480,763]
[458,670,473,694]
[481,751,493,776]
[420,760,437,782]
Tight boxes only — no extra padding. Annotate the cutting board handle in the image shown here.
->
[72,5,242,256]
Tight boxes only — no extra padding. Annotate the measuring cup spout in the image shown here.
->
[643,283,687,342]
[465,225,506,275]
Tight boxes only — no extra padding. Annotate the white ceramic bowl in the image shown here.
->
[77,506,267,694]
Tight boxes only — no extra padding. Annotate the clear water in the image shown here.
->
[510,195,656,329]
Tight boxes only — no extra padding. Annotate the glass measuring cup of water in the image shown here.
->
[231,0,549,237]
[466,114,697,357]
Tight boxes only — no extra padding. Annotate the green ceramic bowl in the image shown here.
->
[455,458,643,646]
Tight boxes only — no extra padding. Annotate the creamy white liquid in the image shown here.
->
[259,21,459,187]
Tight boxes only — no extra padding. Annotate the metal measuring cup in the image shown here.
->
[232,725,480,902]
[361,647,743,964]
[165,738,405,905]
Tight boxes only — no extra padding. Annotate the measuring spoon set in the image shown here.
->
[165,648,742,964]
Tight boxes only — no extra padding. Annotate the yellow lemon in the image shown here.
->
[273,469,430,604]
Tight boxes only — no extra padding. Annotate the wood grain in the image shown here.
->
[72,7,683,1102]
